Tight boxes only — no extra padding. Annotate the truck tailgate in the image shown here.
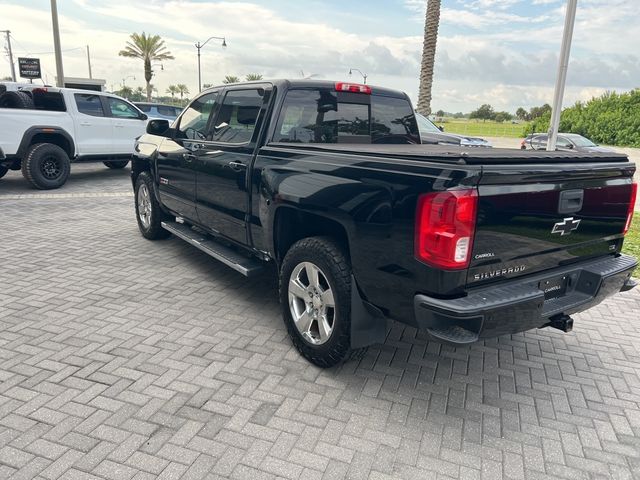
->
[468,162,636,286]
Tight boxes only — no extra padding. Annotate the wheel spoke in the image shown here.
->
[321,288,334,307]
[289,278,308,300]
[305,263,320,288]
[295,310,313,335]
[318,315,331,341]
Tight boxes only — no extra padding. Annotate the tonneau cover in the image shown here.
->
[266,142,629,165]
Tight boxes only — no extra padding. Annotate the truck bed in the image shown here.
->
[267,142,630,165]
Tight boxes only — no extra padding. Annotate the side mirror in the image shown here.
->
[146,119,170,136]
[140,113,148,121]
[567,143,574,149]
[438,125,444,132]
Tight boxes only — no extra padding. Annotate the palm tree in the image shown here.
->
[202,83,214,89]
[119,32,174,102]
[117,85,133,99]
[176,84,189,101]
[222,75,240,84]
[416,0,441,116]
[166,84,178,102]
[245,73,263,81]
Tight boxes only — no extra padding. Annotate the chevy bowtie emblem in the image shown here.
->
[552,217,581,236]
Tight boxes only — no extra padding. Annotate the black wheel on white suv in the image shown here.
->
[104,160,129,169]
[21,143,70,190]
[279,237,354,368]
[134,171,171,240]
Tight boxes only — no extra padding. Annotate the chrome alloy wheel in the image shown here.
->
[137,183,152,229]
[288,261,336,345]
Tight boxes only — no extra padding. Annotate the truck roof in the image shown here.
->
[202,79,408,98]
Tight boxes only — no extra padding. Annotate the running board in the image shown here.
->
[161,221,264,277]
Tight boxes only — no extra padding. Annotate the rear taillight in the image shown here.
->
[623,182,637,235]
[335,82,371,94]
[415,189,478,269]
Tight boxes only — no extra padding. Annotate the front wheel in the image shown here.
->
[21,143,70,190]
[104,160,129,169]
[134,172,171,240]
[280,237,353,368]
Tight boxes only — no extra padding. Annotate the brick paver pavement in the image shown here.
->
[1,164,640,479]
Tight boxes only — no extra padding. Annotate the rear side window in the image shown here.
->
[135,104,151,112]
[33,91,66,112]
[75,93,104,117]
[273,88,419,144]
[157,105,180,116]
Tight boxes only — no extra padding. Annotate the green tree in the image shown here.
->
[166,84,178,101]
[222,75,240,84]
[176,84,189,101]
[417,0,441,116]
[119,32,174,101]
[515,107,528,121]
[493,111,513,123]
[469,104,494,122]
[245,73,263,81]
[202,83,214,89]
[435,109,445,117]
[529,103,551,120]
[131,86,145,102]
[116,85,133,99]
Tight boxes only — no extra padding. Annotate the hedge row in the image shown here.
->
[523,89,640,147]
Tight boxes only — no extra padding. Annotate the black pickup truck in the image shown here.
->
[131,79,638,367]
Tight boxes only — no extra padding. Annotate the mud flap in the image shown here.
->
[350,275,387,349]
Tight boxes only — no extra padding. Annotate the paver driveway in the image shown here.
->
[1,164,640,480]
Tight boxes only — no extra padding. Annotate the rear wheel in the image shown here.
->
[134,171,171,240]
[280,237,353,368]
[21,143,70,190]
[104,160,129,169]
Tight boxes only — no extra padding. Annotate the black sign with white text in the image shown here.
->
[18,58,41,79]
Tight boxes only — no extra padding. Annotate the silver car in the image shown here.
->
[521,133,615,153]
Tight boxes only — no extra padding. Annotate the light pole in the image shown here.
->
[195,36,226,92]
[348,68,367,84]
[1,31,16,81]
[547,0,577,151]
[50,0,65,87]
[122,75,135,87]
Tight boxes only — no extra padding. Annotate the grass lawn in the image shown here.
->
[623,216,640,263]
[437,119,528,138]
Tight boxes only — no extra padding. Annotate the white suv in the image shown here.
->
[0,86,148,189]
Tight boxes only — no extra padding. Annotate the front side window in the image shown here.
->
[75,93,105,117]
[108,97,140,119]
[273,89,419,144]
[177,92,218,140]
[211,89,264,144]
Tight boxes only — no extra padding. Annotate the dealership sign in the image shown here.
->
[18,57,41,79]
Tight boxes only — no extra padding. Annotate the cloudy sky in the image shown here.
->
[1,0,638,112]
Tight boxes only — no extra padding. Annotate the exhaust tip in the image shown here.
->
[549,313,574,333]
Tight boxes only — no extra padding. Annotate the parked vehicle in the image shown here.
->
[0,86,148,189]
[131,79,637,367]
[521,133,615,153]
[416,113,491,147]
[134,102,182,121]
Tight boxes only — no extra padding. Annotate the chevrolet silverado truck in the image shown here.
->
[130,79,638,367]
[0,86,148,189]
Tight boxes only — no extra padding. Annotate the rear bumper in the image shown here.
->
[414,254,637,345]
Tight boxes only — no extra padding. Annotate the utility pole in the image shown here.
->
[50,0,65,87]
[2,30,16,82]
[86,45,92,79]
[547,0,577,151]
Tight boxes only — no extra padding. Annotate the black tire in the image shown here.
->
[0,91,35,109]
[280,237,353,368]
[134,171,171,240]
[0,166,7,179]
[21,143,70,190]
[104,160,129,169]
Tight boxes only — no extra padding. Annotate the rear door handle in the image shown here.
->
[228,161,246,171]
[79,121,91,126]
[183,153,197,163]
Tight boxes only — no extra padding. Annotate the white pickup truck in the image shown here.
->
[0,85,149,189]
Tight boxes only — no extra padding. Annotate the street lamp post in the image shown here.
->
[348,68,368,84]
[195,36,227,92]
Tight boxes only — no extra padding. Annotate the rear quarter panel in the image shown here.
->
[251,145,482,323]
[0,109,75,156]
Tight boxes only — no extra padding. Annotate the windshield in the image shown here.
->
[566,135,597,147]
[415,112,442,134]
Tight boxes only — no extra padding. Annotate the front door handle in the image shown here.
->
[183,153,197,163]
[228,160,246,171]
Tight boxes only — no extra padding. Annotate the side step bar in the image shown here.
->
[161,221,264,277]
